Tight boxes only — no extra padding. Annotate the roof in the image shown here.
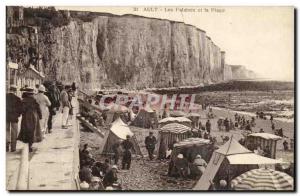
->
[248,133,282,140]
[110,118,133,140]
[160,123,191,134]
[174,138,210,148]
[227,153,283,165]
[159,117,191,123]
[216,137,251,155]
[19,64,45,78]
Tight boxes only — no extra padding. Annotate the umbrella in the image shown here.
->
[160,123,191,134]
[159,117,191,124]
[158,117,177,124]
[231,168,293,190]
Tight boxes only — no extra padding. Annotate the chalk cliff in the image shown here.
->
[7,8,255,90]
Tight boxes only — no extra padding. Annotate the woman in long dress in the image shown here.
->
[18,87,43,152]
[35,85,51,137]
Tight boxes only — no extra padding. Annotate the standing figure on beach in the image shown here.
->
[35,85,51,137]
[224,118,229,132]
[145,131,157,160]
[112,140,123,165]
[270,114,273,122]
[205,120,211,133]
[283,140,289,151]
[6,85,22,152]
[121,135,133,170]
[18,87,43,152]
[271,122,276,131]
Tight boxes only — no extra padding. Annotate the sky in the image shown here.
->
[56,6,294,81]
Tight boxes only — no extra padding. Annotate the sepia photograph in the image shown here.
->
[5,5,295,191]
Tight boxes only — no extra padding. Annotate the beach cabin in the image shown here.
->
[17,64,44,89]
[193,137,282,190]
[245,133,282,159]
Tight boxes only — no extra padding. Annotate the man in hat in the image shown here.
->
[35,85,51,137]
[112,139,123,165]
[60,85,72,129]
[121,135,133,170]
[145,131,157,160]
[103,165,118,188]
[44,81,61,133]
[205,119,211,133]
[79,164,93,183]
[18,87,43,152]
[6,85,22,152]
[173,153,189,179]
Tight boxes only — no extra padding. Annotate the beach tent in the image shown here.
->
[99,118,142,156]
[245,133,282,159]
[193,137,282,190]
[157,123,192,154]
[170,138,214,162]
[131,105,158,129]
[105,103,130,125]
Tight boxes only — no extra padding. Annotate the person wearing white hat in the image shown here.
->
[173,153,189,178]
[6,85,22,152]
[80,181,89,190]
[35,85,51,137]
[219,179,227,190]
[103,165,118,188]
[193,154,207,174]
[89,176,103,190]
[105,186,114,190]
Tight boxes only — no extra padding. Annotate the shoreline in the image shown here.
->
[211,106,294,123]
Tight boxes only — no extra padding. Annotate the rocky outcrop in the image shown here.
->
[7,8,255,90]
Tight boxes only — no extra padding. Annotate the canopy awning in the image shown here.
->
[248,133,282,140]
[174,138,210,147]
[227,153,283,165]
[160,123,191,134]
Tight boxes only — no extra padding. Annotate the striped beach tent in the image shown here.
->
[231,168,293,190]
[158,123,192,155]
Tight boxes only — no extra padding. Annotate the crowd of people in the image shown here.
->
[6,81,76,152]
[78,133,136,190]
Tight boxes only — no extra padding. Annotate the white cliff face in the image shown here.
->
[40,15,230,89]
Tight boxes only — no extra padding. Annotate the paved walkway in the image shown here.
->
[6,98,80,190]
[6,142,24,190]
